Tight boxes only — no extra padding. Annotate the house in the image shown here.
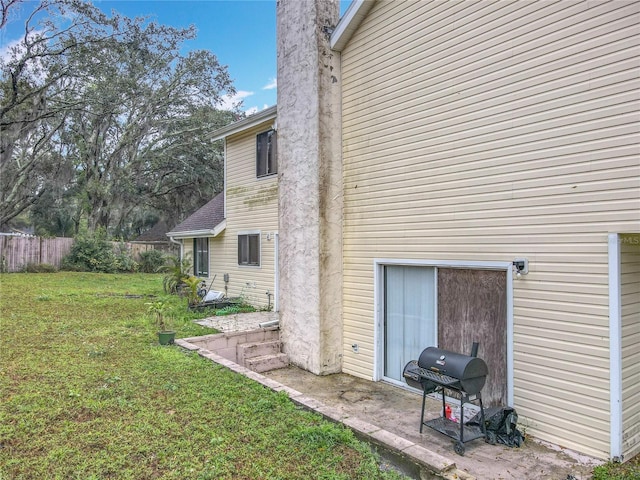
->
[194,0,638,462]
[130,220,178,258]
[167,106,278,310]
[273,0,639,463]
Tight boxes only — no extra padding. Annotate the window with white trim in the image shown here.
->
[238,233,260,266]
[256,129,277,177]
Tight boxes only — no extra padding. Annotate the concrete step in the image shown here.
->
[245,353,289,373]
[237,340,282,365]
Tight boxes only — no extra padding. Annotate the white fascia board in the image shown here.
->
[330,0,376,51]
[211,106,277,141]
[212,219,227,237]
[166,220,226,240]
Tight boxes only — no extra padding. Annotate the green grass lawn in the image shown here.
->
[0,273,406,479]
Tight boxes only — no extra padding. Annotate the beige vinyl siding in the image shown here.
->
[621,235,640,459]
[182,241,195,270]
[209,122,278,309]
[340,0,639,459]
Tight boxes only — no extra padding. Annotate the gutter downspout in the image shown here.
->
[259,319,279,328]
[168,236,183,261]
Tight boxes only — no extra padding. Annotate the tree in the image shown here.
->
[144,107,237,227]
[1,0,21,29]
[0,0,238,235]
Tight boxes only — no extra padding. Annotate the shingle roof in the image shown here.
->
[133,220,172,243]
[167,192,225,237]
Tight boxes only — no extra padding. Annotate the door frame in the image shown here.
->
[373,258,515,406]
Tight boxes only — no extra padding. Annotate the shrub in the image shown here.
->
[138,249,166,273]
[62,229,136,273]
[161,255,192,294]
[113,241,138,272]
[62,229,116,272]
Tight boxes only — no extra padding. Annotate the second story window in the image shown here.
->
[256,129,277,178]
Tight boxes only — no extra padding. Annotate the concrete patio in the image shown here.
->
[263,366,600,480]
[182,318,602,479]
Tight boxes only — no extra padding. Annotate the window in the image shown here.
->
[384,265,436,383]
[238,233,260,266]
[256,129,277,177]
[193,238,209,276]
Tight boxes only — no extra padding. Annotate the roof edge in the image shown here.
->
[167,220,227,240]
[211,106,277,141]
[129,240,171,244]
[331,0,376,51]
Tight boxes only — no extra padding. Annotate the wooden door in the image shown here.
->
[437,268,507,406]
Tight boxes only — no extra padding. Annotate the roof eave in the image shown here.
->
[166,220,226,240]
[211,106,277,141]
[330,0,376,52]
[129,240,171,244]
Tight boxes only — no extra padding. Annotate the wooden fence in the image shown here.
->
[0,236,74,272]
[129,242,178,260]
[0,236,178,273]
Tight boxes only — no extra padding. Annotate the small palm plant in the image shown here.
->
[161,255,192,294]
[146,300,175,345]
[147,300,170,331]
[183,276,203,307]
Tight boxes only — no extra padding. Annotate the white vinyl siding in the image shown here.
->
[209,122,278,309]
[183,242,194,268]
[621,234,640,460]
[340,0,639,460]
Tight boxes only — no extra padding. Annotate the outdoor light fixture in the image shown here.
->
[513,258,529,278]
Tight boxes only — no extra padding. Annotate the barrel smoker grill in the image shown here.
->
[403,344,490,455]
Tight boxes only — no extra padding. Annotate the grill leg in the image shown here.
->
[419,389,428,433]
[459,398,465,443]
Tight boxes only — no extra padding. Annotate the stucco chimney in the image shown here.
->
[276,0,342,375]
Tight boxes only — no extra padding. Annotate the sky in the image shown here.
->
[1,0,352,115]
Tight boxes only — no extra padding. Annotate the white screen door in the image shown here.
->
[384,265,436,383]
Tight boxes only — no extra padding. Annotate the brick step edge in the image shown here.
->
[245,353,289,373]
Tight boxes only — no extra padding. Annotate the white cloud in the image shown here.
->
[0,36,21,62]
[243,104,273,116]
[219,90,254,111]
[220,91,275,115]
[263,78,277,90]
[0,31,49,84]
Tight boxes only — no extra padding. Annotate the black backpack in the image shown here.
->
[469,406,524,447]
